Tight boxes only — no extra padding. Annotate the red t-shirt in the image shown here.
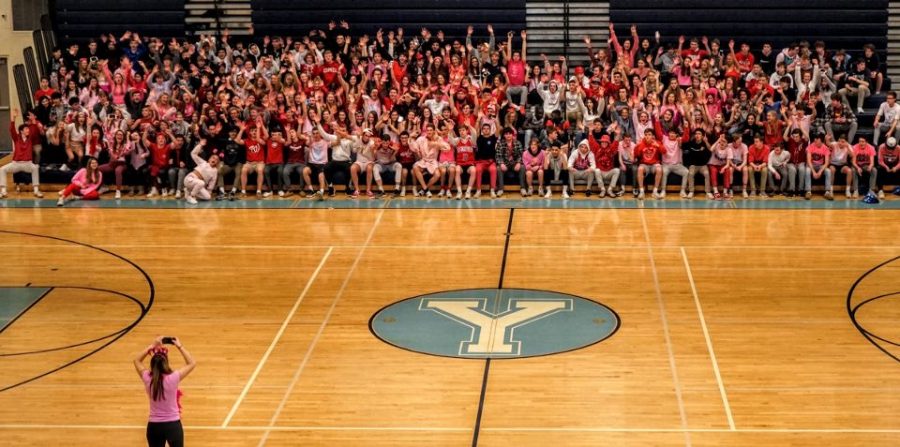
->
[315,61,346,86]
[245,138,266,163]
[807,142,829,165]
[748,144,770,164]
[266,139,284,164]
[507,60,526,86]
[150,143,171,168]
[397,143,417,165]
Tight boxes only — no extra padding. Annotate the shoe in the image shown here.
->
[852,190,859,199]
[858,107,865,115]
[713,192,722,200]
[742,190,749,198]
[228,192,236,201]
[706,192,713,199]
[115,191,121,199]
[59,164,70,172]
[659,190,667,199]
[562,190,570,199]
[474,190,481,198]
[438,189,446,197]
[638,190,645,200]
[878,190,885,199]
[456,191,462,200]
[496,189,504,197]
[724,191,733,199]
[161,189,169,198]
[520,188,527,197]
[805,191,812,200]
[412,186,419,196]
[632,189,639,198]
[527,187,534,196]
[585,190,592,197]
[544,189,552,198]
[351,190,360,199]
[366,190,375,198]
[760,192,768,198]
[185,195,198,204]
[56,197,64,206]
[327,186,335,197]
[845,188,852,198]
[216,192,225,201]
[824,191,834,201]
[98,186,109,195]
[598,188,606,198]
[688,191,695,199]
[465,190,472,200]
[147,187,158,198]
[263,191,273,198]
[426,190,433,198]
[615,189,625,197]
[33,190,43,198]
[490,190,497,198]
[278,191,285,197]
[174,189,182,199]
[680,190,688,199]
[316,190,325,201]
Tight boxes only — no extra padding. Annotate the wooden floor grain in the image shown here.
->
[0,207,898,446]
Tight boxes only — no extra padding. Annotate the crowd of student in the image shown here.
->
[1,21,899,204]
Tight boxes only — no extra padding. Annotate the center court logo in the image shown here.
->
[369,288,619,359]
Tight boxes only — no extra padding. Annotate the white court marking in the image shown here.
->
[221,246,334,427]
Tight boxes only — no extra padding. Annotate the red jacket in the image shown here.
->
[10,122,33,162]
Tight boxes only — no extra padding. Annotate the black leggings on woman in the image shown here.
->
[147,420,183,447]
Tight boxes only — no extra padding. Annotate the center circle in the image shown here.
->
[369,288,619,359]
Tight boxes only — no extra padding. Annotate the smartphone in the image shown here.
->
[161,337,175,345]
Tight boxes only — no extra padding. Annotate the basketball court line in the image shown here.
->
[2,243,899,250]
[3,424,900,434]
[639,208,691,447]
[256,208,386,446]
[680,247,735,431]
[221,246,334,427]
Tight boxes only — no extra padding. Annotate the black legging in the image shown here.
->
[147,420,183,447]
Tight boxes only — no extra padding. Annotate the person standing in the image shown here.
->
[0,109,43,198]
[133,336,196,447]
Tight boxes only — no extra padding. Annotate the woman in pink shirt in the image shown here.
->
[522,138,546,196]
[57,157,103,206]
[133,336,196,447]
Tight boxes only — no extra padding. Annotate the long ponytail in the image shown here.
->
[149,354,173,401]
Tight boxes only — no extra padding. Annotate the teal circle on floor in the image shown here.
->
[369,288,619,359]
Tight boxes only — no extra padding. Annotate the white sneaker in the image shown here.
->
[98,186,109,195]
[263,191,272,198]
[858,107,865,115]
[56,197,64,206]
[659,190,666,198]
[496,189,503,197]
[426,190,433,198]
[846,188,852,198]
[760,192,768,198]
[175,189,182,199]
[520,188,527,197]
[688,191,695,198]
[706,192,713,199]
[544,189,552,198]
[878,190,885,199]
[456,191,462,200]
[438,189,445,197]
[33,189,44,198]
[527,187,533,196]
[680,190,687,198]
[490,190,497,198]
[474,190,481,198]
[115,190,121,199]
[562,190,570,199]
[400,186,406,197]
[598,188,606,198]
[185,195,198,204]
[147,187,158,198]
[412,186,418,196]
[161,188,169,198]
[278,190,285,197]
[638,190,645,200]
[852,190,859,199]
[59,164,70,172]
[465,190,472,200]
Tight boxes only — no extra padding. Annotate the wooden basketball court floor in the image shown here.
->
[1,205,899,446]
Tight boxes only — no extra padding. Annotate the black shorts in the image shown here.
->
[307,163,326,178]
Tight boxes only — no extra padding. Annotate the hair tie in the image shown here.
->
[149,346,168,357]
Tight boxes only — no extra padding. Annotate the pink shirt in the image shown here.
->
[807,142,830,166]
[141,370,181,423]
[523,149,545,170]
[70,168,103,196]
